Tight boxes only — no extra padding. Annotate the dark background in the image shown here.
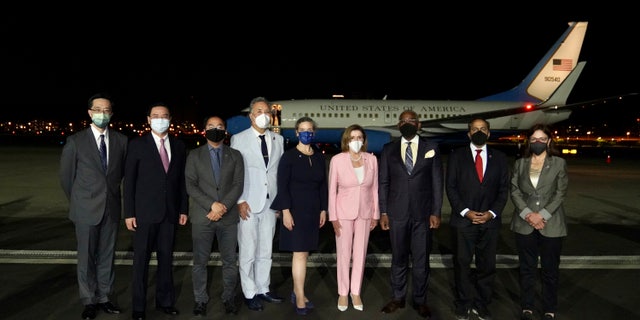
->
[1,5,638,127]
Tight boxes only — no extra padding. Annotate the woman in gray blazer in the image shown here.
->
[510,124,568,320]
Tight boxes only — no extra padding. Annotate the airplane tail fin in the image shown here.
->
[479,21,588,104]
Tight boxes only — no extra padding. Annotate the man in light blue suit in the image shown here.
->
[230,97,285,311]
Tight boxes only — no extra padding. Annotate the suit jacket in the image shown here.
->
[447,145,509,228]
[229,128,284,212]
[510,155,568,237]
[378,137,444,221]
[123,133,188,223]
[328,151,379,221]
[59,127,128,225]
[185,144,244,226]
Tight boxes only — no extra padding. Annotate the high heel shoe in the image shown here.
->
[337,295,348,311]
[294,305,309,315]
[291,292,315,309]
[350,294,363,311]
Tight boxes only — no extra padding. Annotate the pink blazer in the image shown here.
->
[328,152,380,221]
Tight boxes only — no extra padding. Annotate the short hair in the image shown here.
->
[147,102,169,116]
[467,118,490,131]
[87,92,113,110]
[249,97,270,113]
[398,110,418,121]
[202,116,226,129]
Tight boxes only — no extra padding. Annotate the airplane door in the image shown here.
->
[384,111,394,125]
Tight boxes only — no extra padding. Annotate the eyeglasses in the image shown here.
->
[399,118,418,124]
[90,108,112,114]
[529,137,549,143]
[206,125,225,130]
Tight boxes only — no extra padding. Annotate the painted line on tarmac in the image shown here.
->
[0,250,639,269]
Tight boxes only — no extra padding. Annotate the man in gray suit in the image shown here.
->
[230,97,285,311]
[186,116,244,316]
[59,93,128,320]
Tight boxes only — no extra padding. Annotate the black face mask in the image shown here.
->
[530,142,547,155]
[470,131,488,146]
[399,124,418,138]
[205,128,226,142]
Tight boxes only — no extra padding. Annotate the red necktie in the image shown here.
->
[475,149,483,182]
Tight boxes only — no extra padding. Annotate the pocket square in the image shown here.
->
[425,150,435,158]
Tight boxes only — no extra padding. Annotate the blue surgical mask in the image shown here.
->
[92,113,111,128]
[298,131,314,145]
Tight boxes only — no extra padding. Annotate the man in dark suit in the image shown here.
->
[379,110,444,319]
[185,116,244,316]
[123,103,189,320]
[446,118,509,320]
[59,92,128,320]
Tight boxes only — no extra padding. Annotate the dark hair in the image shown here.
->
[398,110,418,121]
[202,116,226,129]
[87,92,113,110]
[147,102,169,116]
[521,123,561,157]
[295,116,317,131]
[340,124,367,152]
[468,118,490,131]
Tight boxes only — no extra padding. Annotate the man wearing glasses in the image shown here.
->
[59,93,128,319]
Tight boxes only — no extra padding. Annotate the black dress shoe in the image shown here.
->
[414,303,432,318]
[156,306,179,315]
[193,302,206,316]
[257,291,283,303]
[380,299,406,314]
[98,301,121,314]
[245,297,264,311]
[81,304,97,319]
[224,300,238,314]
[131,311,145,320]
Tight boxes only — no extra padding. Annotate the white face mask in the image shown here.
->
[150,118,170,133]
[349,140,363,153]
[254,114,271,129]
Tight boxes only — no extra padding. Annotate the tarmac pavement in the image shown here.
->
[0,146,639,319]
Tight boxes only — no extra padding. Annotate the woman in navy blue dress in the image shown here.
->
[271,116,328,315]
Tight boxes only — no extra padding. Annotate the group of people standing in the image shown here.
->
[59,93,567,320]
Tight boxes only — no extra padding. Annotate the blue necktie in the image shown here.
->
[405,141,413,174]
[99,134,107,173]
[211,147,221,184]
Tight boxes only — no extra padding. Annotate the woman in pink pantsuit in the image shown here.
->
[328,124,380,312]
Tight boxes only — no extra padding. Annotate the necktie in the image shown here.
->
[211,147,221,184]
[405,141,413,174]
[99,134,107,173]
[475,149,483,182]
[259,134,269,167]
[160,138,170,173]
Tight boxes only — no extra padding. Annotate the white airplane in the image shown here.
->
[226,21,601,153]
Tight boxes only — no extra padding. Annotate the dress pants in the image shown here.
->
[192,221,239,303]
[515,230,563,313]
[238,203,277,298]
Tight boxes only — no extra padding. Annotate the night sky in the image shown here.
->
[1,6,638,126]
